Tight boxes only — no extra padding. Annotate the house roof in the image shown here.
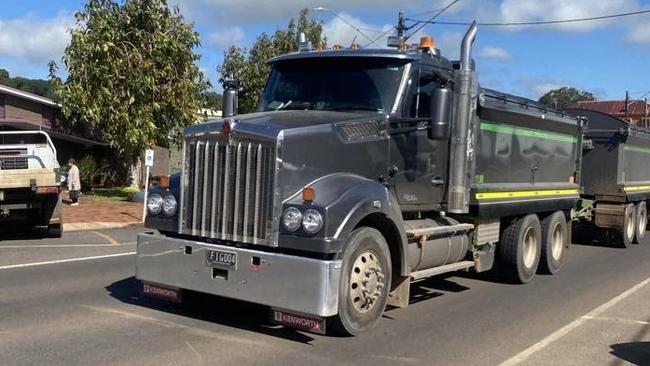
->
[574,100,649,116]
[0,84,61,108]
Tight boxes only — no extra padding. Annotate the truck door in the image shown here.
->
[389,66,449,210]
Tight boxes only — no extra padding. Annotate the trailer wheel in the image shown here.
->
[634,201,647,244]
[330,227,392,336]
[498,214,541,284]
[539,211,569,275]
[613,204,636,248]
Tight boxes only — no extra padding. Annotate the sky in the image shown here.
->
[0,0,649,101]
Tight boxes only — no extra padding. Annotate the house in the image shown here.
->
[574,100,650,127]
[0,84,104,164]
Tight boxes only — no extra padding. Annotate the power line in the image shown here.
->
[364,25,396,47]
[313,7,381,47]
[406,8,650,27]
[408,7,445,18]
[405,0,462,41]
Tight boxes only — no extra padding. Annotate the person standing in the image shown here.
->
[67,158,81,206]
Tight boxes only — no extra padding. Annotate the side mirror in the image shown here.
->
[428,86,452,140]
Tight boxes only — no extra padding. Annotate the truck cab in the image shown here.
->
[137,24,581,335]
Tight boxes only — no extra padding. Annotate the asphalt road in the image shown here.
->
[1,227,649,366]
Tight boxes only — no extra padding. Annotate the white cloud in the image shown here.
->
[625,21,650,44]
[0,13,72,66]
[478,46,511,60]
[322,12,392,48]
[498,0,641,32]
[519,77,567,98]
[207,26,245,50]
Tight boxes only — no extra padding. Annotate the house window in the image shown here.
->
[42,106,53,129]
[0,94,5,119]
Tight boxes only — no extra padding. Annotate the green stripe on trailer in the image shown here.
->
[480,121,578,144]
[624,145,650,154]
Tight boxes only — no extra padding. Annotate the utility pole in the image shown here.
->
[643,97,648,127]
[625,90,629,121]
[397,11,406,47]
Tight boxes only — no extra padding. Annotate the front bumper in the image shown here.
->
[136,232,342,317]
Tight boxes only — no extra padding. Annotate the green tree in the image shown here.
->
[49,0,208,157]
[539,87,595,109]
[217,9,324,113]
[204,91,223,110]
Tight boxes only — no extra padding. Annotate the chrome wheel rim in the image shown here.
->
[522,227,537,269]
[626,210,635,240]
[639,207,647,235]
[551,222,564,261]
[349,250,385,313]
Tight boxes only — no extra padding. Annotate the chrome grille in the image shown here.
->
[180,137,275,245]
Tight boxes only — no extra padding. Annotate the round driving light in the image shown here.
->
[302,209,323,234]
[282,207,302,232]
[162,195,177,216]
[147,194,163,215]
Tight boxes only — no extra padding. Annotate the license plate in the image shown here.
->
[142,282,181,303]
[271,309,326,335]
[207,249,237,269]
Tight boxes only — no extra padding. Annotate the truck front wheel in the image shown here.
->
[498,214,541,284]
[330,227,392,336]
[539,211,569,275]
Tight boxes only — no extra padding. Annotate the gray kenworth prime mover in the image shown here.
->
[136,22,607,335]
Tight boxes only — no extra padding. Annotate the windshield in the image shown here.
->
[259,57,407,113]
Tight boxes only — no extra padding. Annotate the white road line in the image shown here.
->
[582,315,650,326]
[0,252,136,270]
[499,277,650,366]
[0,243,136,249]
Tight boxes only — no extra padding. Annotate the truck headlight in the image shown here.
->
[302,209,323,234]
[282,207,302,232]
[147,194,163,215]
[162,195,177,216]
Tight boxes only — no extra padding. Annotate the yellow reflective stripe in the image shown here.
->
[475,189,579,200]
[623,185,650,192]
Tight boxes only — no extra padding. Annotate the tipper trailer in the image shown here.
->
[135,22,637,335]
[567,108,650,248]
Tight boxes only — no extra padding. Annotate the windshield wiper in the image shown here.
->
[275,100,292,110]
[329,105,384,112]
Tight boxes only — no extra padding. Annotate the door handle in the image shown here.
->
[431,177,445,185]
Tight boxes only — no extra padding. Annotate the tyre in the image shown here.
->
[613,204,635,248]
[47,223,63,238]
[634,201,647,244]
[498,214,542,284]
[539,211,569,275]
[329,227,392,336]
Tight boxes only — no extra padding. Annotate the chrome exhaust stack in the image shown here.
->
[447,21,478,214]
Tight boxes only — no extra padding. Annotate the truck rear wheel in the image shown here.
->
[613,204,636,248]
[498,214,541,284]
[634,201,647,244]
[330,227,391,336]
[539,211,569,275]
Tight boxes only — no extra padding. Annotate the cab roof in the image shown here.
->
[268,48,421,64]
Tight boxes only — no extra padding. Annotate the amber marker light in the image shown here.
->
[420,36,435,50]
[302,187,315,203]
